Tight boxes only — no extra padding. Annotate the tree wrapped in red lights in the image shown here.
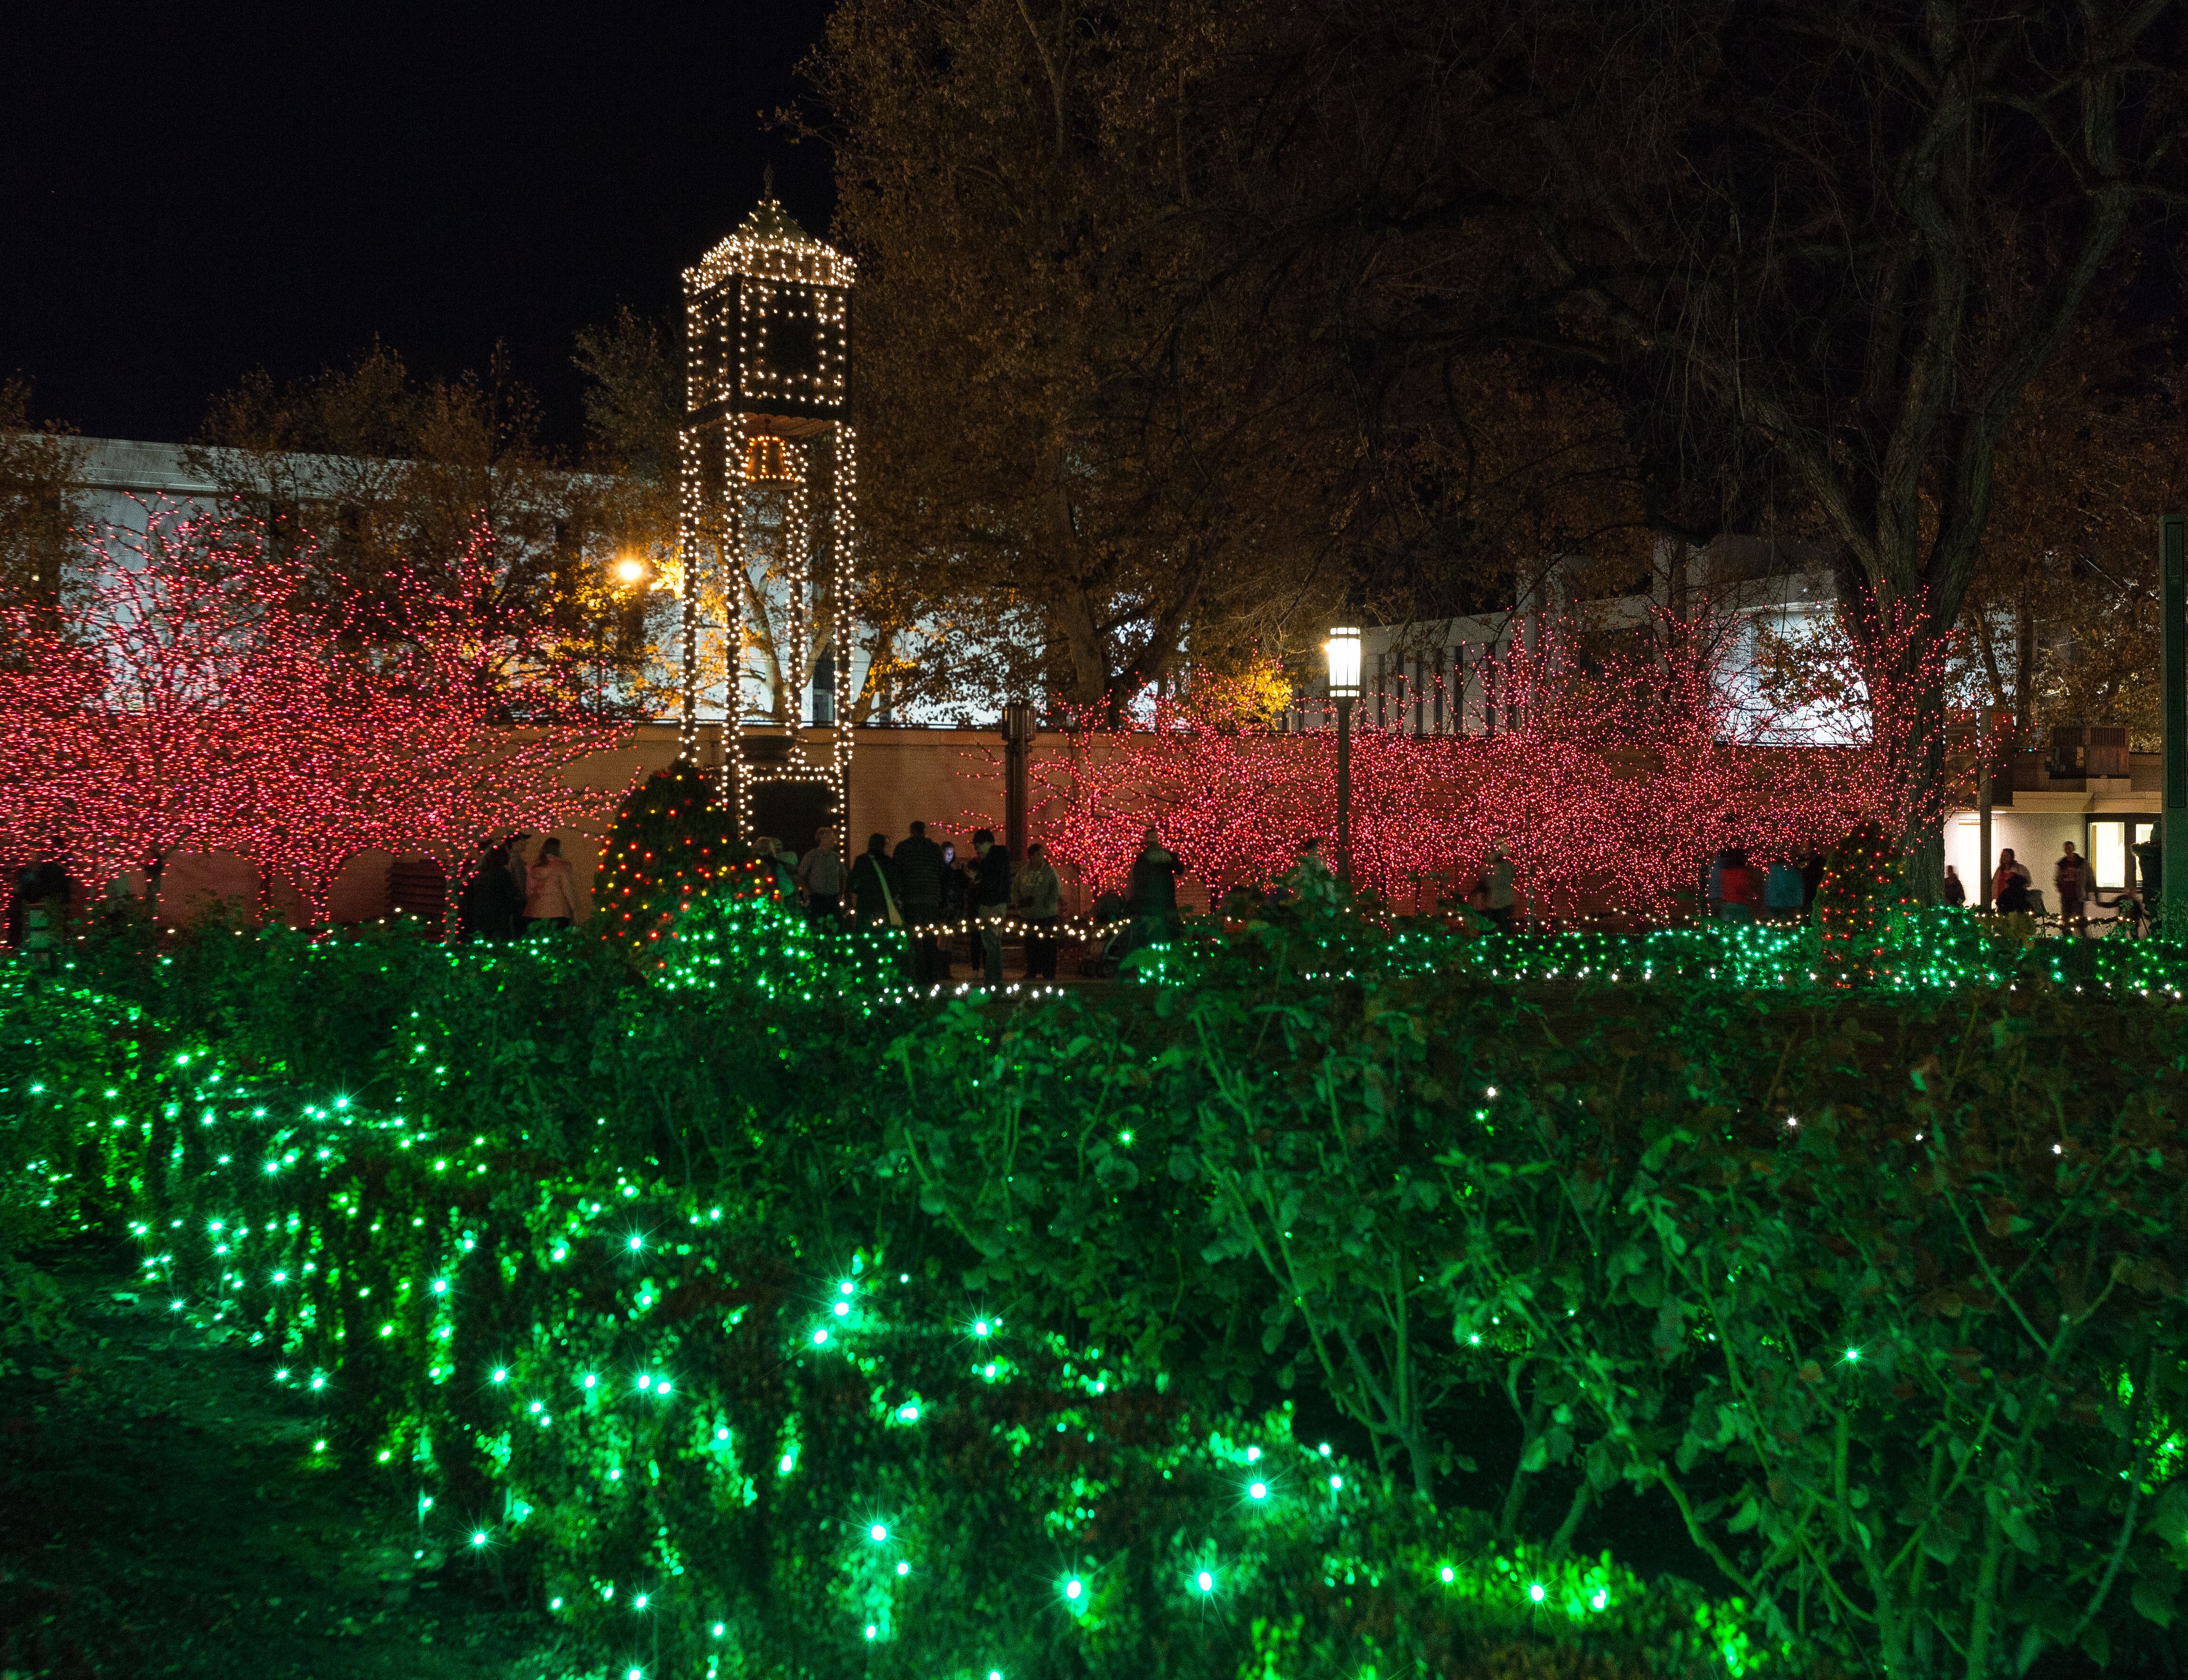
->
[0,505,631,922]
[1028,605,1977,921]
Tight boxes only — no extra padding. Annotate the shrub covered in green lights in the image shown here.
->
[10,900,2188,1679]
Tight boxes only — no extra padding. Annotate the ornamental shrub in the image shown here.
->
[893,916,2188,1678]
[591,759,757,964]
[10,901,2188,1679]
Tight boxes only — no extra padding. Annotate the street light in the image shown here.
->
[1326,626,1362,878]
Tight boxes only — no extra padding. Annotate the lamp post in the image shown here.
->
[1326,626,1362,878]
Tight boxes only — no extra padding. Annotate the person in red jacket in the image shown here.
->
[1717,847,1763,924]
[2055,841,2090,935]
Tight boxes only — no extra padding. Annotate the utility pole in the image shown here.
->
[2164,515,2186,930]
[1001,700,1035,861]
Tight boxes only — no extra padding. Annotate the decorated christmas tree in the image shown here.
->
[1814,821,1911,987]
[591,761,771,963]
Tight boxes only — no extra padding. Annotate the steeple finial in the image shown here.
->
[763,160,775,200]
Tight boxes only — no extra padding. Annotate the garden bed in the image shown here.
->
[8,901,2188,1679]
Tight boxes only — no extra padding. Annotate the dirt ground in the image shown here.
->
[0,1244,585,1680]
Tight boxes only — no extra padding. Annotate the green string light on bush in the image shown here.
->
[23,852,2188,1680]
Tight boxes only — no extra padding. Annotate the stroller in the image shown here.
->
[1079,891,1134,979]
[2099,888,2147,939]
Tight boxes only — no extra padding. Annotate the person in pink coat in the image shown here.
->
[525,836,579,932]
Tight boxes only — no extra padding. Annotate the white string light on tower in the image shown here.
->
[677,195,858,839]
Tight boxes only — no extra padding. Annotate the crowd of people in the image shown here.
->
[1703,848,1827,924]
[804,821,1085,984]
[1978,839,2143,935]
[10,822,2146,979]
[1694,836,2142,936]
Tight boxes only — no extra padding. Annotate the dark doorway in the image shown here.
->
[750,780,834,858]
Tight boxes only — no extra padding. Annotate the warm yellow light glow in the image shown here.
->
[615,557,649,586]
[1326,626,1363,699]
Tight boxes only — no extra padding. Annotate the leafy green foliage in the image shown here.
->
[10,899,2188,1678]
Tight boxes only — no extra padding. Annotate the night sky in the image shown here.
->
[0,2,839,448]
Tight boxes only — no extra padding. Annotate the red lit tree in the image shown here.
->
[0,505,632,922]
[1029,606,1976,921]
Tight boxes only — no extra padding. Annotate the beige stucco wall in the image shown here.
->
[137,725,1116,927]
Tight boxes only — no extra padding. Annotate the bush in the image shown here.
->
[591,759,758,964]
[8,900,2188,1678]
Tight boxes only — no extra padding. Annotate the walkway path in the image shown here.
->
[1,1245,569,1679]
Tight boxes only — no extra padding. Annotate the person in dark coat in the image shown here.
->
[505,834,533,905]
[893,821,947,982]
[970,828,1014,985]
[940,841,970,976]
[1129,827,1183,912]
[846,834,903,926]
[16,862,72,974]
[1799,852,1826,913]
[458,845,525,941]
[1127,826,1184,946]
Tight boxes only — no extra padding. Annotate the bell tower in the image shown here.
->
[678,196,857,848]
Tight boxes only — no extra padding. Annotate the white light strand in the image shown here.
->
[679,196,857,846]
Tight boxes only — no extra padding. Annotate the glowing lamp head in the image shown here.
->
[1325,625,1363,700]
[471,1531,488,1547]
[1196,1570,1214,1593]
[1064,1578,1084,1602]
[1248,1481,1268,1501]
[870,1523,888,1543]
[614,556,648,586]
